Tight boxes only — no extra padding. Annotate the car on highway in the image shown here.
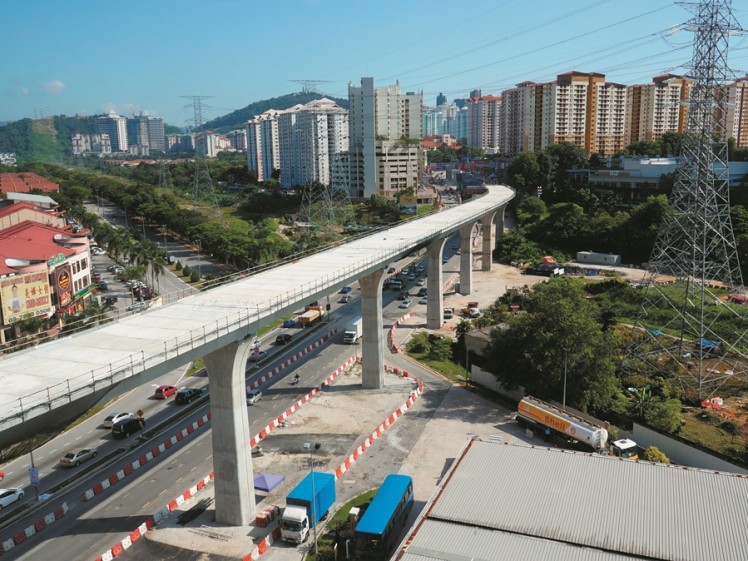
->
[175,387,202,404]
[417,288,428,297]
[387,267,396,274]
[0,488,24,509]
[112,417,145,439]
[275,333,292,345]
[103,412,133,429]
[154,385,177,399]
[416,278,426,286]
[397,291,409,300]
[282,319,296,328]
[399,299,413,309]
[339,286,352,294]
[339,294,352,303]
[59,448,98,468]
[246,389,263,405]
[419,298,428,305]
[248,350,267,362]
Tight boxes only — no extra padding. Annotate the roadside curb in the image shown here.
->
[247,329,338,391]
[0,502,68,555]
[389,313,413,354]
[80,329,339,504]
[334,372,423,479]
[93,353,362,560]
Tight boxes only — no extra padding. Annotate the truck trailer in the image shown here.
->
[516,396,638,459]
[343,317,363,344]
[280,471,336,543]
[299,305,324,327]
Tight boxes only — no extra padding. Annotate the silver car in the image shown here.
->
[59,448,98,468]
[103,412,133,429]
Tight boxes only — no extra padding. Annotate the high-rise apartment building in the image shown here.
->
[348,78,423,199]
[726,77,748,149]
[96,111,128,152]
[625,74,690,147]
[467,95,502,154]
[436,92,447,106]
[246,109,281,182]
[499,82,533,155]
[500,71,628,156]
[278,98,348,188]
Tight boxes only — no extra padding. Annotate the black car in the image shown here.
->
[103,295,118,306]
[111,417,145,438]
[397,291,409,300]
[98,280,108,291]
[175,387,202,404]
[276,333,292,345]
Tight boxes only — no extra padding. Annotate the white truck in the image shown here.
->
[343,317,363,344]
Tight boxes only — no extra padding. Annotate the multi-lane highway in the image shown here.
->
[0,240,465,560]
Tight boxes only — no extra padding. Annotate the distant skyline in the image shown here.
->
[2,0,747,127]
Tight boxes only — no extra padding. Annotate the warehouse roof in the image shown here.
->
[396,440,748,561]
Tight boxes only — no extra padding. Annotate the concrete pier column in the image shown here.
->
[204,339,256,525]
[496,203,506,240]
[459,224,475,295]
[427,238,446,329]
[359,268,387,389]
[481,212,497,271]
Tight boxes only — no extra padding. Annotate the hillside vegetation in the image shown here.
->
[202,92,349,132]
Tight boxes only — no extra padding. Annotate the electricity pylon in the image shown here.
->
[622,0,747,401]
[180,95,220,217]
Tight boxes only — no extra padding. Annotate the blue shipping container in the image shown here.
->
[286,471,336,528]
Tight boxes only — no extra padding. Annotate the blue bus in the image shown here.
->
[354,474,414,560]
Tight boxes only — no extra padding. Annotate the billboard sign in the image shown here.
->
[54,265,73,308]
[0,271,53,324]
[399,196,417,216]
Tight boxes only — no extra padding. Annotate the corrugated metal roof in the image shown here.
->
[405,440,748,561]
[401,519,647,561]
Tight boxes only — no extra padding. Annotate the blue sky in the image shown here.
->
[2,0,747,126]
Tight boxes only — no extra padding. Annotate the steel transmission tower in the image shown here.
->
[299,182,355,231]
[623,0,746,401]
[290,80,332,94]
[180,95,220,216]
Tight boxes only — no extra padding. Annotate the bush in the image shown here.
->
[183,265,191,277]
[643,398,682,433]
[190,270,200,282]
[643,445,670,464]
[175,261,183,271]
[720,419,740,435]
[407,332,431,354]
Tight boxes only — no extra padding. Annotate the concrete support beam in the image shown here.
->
[481,212,497,271]
[496,203,506,239]
[427,238,446,329]
[204,339,256,526]
[459,224,475,295]
[360,268,386,389]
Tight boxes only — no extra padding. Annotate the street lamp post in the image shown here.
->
[304,442,321,555]
[195,240,202,278]
[563,348,568,411]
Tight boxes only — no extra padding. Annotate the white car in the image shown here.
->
[246,389,263,405]
[127,301,146,312]
[103,412,133,429]
[0,488,24,509]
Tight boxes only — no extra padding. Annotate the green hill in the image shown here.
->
[203,92,349,133]
[0,115,99,163]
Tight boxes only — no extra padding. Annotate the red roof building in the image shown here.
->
[0,172,59,194]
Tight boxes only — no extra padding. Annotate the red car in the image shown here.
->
[154,385,177,399]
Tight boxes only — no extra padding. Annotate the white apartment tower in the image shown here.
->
[467,95,501,154]
[348,77,423,199]
[625,74,690,147]
[278,98,349,188]
[246,109,281,182]
[96,111,128,152]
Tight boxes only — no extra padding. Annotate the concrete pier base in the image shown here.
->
[459,224,475,295]
[427,238,446,329]
[360,268,386,389]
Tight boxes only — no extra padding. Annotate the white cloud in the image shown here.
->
[20,87,30,96]
[42,80,66,94]
[100,102,118,114]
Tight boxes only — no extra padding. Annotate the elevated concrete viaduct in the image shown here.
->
[0,185,513,524]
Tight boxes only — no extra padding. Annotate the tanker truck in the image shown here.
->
[516,396,638,459]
